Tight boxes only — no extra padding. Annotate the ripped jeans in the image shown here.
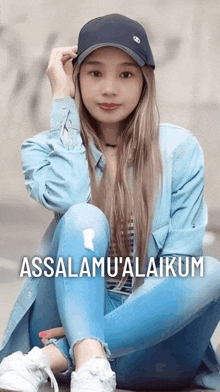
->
[29,203,220,390]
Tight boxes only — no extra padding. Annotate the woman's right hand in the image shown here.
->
[47,46,78,99]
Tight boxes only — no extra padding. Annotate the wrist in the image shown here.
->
[52,95,72,101]
[52,93,72,99]
[52,86,72,100]
[52,96,73,102]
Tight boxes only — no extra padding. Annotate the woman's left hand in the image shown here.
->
[39,327,66,345]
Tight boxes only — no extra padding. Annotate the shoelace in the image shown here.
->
[26,361,59,392]
[0,354,59,392]
[42,365,59,392]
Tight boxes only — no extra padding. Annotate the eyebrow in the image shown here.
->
[83,60,139,68]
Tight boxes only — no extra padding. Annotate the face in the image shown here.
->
[79,46,144,128]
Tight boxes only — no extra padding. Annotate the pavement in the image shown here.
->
[38,383,207,392]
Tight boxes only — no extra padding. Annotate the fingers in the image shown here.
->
[47,46,77,98]
[39,327,66,338]
[41,337,49,345]
[39,327,66,344]
[71,45,78,54]
[47,46,78,70]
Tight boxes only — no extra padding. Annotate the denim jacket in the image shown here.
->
[0,97,212,367]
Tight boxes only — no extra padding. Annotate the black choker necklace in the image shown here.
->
[105,143,117,148]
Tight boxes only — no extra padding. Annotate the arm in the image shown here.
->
[160,132,207,261]
[21,97,91,213]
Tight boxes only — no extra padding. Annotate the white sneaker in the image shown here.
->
[0,346,59,392]
[71,356,116,392]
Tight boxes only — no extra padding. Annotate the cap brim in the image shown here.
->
[73,43,145,66]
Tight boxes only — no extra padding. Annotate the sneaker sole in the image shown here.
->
[0,389,22,392]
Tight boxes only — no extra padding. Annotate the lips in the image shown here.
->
[101,103,120,108]
[100,103,120,111]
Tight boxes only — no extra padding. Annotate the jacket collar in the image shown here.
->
[89,140,106,171]
[89,140,134,181]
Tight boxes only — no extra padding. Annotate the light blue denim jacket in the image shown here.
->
[0,97,210,365]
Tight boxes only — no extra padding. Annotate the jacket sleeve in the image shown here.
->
[21,97,91,213]
[160,133,207,258]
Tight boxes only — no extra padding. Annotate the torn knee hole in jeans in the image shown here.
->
[69,337,111,365]
[83,228,95,252]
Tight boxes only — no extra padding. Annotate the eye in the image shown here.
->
[90,71,102,77]
[121,72,133,78]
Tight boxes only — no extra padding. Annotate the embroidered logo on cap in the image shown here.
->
[133,36,140,44]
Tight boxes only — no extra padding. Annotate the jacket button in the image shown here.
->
[27,291,32,297]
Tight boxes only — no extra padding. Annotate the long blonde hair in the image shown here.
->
[73,62,162,291]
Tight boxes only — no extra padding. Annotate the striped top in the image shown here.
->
[106,218,135,295]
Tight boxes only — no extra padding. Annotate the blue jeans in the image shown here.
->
[29,203,220,390]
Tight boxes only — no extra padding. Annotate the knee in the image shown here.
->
[54,203,110,259]
[62,203,110,239]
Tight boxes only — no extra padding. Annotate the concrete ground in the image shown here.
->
[39,383,207,392]
[38,383,207,392]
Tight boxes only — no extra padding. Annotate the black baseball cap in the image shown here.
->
[72,13,155,68]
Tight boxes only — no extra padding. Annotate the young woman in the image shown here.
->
[1,13,220,392]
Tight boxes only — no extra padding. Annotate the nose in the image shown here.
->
[101,77,117,96]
